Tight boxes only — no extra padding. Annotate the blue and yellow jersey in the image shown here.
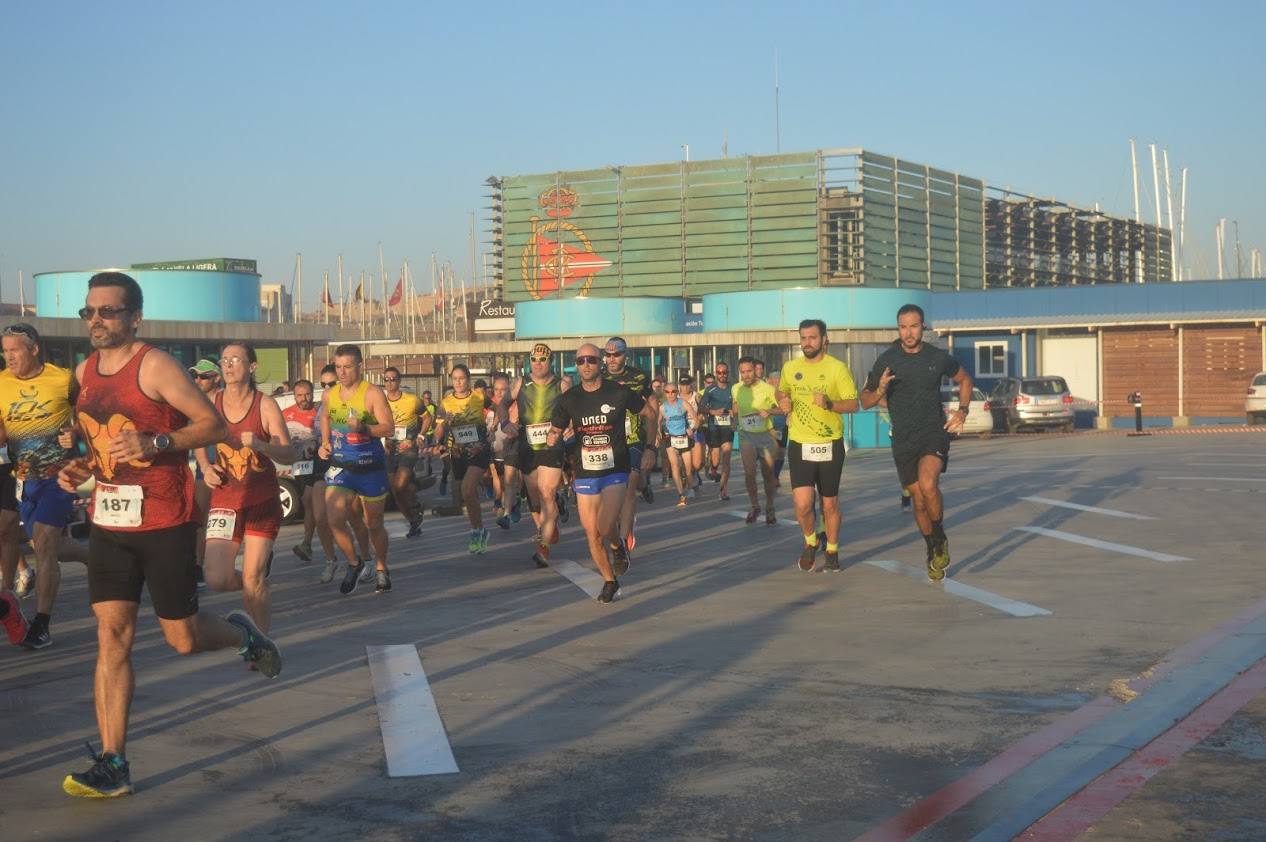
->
[325,380,386,468]
[0,363,75,479]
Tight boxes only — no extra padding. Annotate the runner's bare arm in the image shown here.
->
[318,401,333,459]
[112,350,226,461]
[361,384,395,439]
[249,395,296,464]
[859,368,895,410]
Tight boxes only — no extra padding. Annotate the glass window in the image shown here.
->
[975,342,1007,377]
[1021,378,1069,395]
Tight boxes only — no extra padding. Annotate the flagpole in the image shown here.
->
[337,254,345,327]
[296,253,303,323]
[377,242,387,338]
[322,270,330,324]
[18,269,25,315]
[359,270,366,338]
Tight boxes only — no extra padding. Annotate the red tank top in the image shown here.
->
[211,389,278,509]
[78,344,193,532]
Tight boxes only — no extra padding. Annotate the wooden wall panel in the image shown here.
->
[1101,327,1178,416]
[1182,325,1260,416]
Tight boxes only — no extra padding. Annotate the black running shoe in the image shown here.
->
[609,540,630,577]
[292,542,313,563]
[641,483,653,504]
[225,610,283,678]
[823,551,841,573]
[63,742,132,798]
[375,571,392,593]
[798,543,817,572]
[597,579,620,604]
[340,562,367,595]
[900,495,912,513]
[557,490,569,523]
[21,621,51,650]
[406,515,423,538]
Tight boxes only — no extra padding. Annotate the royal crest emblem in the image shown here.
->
[521,185,612,300]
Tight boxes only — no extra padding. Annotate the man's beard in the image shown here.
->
[89,327,128,349]
[802,345,822,359]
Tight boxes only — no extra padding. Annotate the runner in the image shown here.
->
[678,375,704,496]
[754,359,767,382]
[549,343,645,603]
[775,319,859,573]
[196,343,294,633]
[657,380,698,506]
[489,373,524,531]
[504,344,568,567]
[0,451,25,644]
[309,366,371,584]
[601,337,657,573]
[382,366,426,538]
[649,375,666,489]
[732,355,781,525]
[768,371,788,486]
[437,386,454,498]
[860,303,971,581]
[700,361,736,500]
[429,364,492,554]
[420,389,438,477]
[57,272,281,798]
[186,359,221,588]
[282,379,320,560]
[318,344,393,594]
[0,323,87,649]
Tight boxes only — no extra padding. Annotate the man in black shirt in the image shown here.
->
[861,304,972,581]
[550,343,646,603]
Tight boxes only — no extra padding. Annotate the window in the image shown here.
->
[975,342,1008,377]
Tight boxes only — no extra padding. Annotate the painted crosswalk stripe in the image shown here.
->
[366,644,459,777]
[1158,475,1266,482]
[1014,526,1190,562]
[549,558,621,600]
[864,559,1052,617]
[1019,496,1155,520]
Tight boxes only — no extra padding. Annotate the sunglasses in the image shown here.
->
[530,356,550,363]
[603,351,624,357]
[664,388,678,393]
[195,372,218,381]
[575,355,600,365]
[383,377,399,382]
[320,381,337,388]
[78,306,131,321]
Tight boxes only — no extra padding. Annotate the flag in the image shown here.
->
[389,275,403,307]
[354,280,364,302]
[433,281,443,312]
[322,287,334,307]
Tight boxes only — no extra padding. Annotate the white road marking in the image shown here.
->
[366,644,459,777]
[864,560,1052,617]
[1186,462,1266,468]
[1158,476,1266,482]
[1013,526,1191,562]
[1019,496,1156,520]
[549,558,621,600]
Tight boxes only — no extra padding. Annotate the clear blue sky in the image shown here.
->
[2,0,1263,307]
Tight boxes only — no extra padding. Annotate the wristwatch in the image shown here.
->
[957,405,970,416]
[152,432,173,451]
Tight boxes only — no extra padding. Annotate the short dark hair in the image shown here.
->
[897,303,925,323]
[422,390,432,398]
[320,363,337,376]
[492,371,510,384]
[798,318,827,337]
[451,363,471,378]
[714,360,729,371]
[473,378,488,389]
[293,378,313,391]
[384,366,400,377]
[737,356,756,367]
[333,343,362,363]
[88,271,143,312]
[754,358,765,368]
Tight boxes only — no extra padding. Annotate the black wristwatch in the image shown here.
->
[152,433,173,452]
[956,405,970,416]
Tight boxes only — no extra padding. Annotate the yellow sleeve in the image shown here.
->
[834,361,859,401]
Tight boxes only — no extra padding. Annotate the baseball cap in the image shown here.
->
[531,342,552,360]
[189,358,220,375]
[604,337,628,354]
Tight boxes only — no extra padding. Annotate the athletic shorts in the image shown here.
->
[787,439,846,496]
[494,442,520,469]
[325,464,390,500]
[893,433,951,488]
[774,427,789,449]
[705,425,734,448]
[18,476,76,536]
[574,472,629,495]
[0,466,19,513]
[694,430,706,445]
[664,432,693,454]
[88,522,199,620]
[520,444,563,473]
[207,494,283,544]
[385,449,419,474]
[738,430,778,456]
[628,445,645,472]
[452,450,491,482]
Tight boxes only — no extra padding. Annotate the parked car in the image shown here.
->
[987,376,1075,433]
[940,387,993,437]
[1248,372,1266,424]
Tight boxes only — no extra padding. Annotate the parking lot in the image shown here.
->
[4,430,1266,840]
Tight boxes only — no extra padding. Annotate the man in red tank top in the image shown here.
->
[196,342,294,636]
[57,273,283,799]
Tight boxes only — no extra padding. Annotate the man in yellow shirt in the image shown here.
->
[775,319,859,573]
[731,356,782,525]
[382,367,427,538]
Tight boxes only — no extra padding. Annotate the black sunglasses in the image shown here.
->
[195,372,218,381]
[603,351,624,357]
[78,306,131,321]
[383,377,399,382]
[575,355,600,365]
[320,381,337,388]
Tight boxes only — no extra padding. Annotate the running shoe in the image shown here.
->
[21,619,51,650]
[406,518,423,539]
[62,743,132,798]
[375,571,392,593]
[510,501,522,523]
[556,490,569,523]
[497,513,512,530]
[532,542,551,569]
[766,512,777,527]
[358,557,375,582]
[693,474,703,490]
[468,530,481,554]
[719,491,730,502]
[15,568,34,600]
[597,579,620,604]
[340,562,367,595]
[931,536,951,574]
[925,544,946,583]
[320,558,339,584]
[798,543,817,573]
[293,542,313,563]
[641,483,653,504]
[677,495,687,508]
[745,507,761,524]
[225,610,283,678]
[823,550,841,573]
[609,540,630,577]
[901,494,912,513]
[476,528,490,555]
[1,591,29,645]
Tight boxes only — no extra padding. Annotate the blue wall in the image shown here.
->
[35,269,261,322]
[515,296,687,339]
[703,287,933,331]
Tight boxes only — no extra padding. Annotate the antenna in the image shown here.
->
[774,50,780,153]
[1163,149,1175,281]
[1129,139,1140,223]
[1216,218,1227,279]
[1178,168,1188,281]
[1233,220,1244,277]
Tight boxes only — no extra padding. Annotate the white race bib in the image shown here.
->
[740,414,765,432]
[581,446,615,471]
[625,415,633,437]
[93,482,143,528]
[291,459,313,476]
[325,466,343,482]
[803,442,833,462]
[714,414,733,427]
[393,426,410,442]
[453,425,479,445]
[206,507,238,542]
[527,423,552,446]
[670,435,689,450]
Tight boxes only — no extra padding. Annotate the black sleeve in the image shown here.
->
[550,395,571,429]
[941,349,962,379]
[864,354,888,392]
[627,391,646,415]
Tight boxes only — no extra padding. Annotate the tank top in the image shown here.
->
[77,344,193,532]
[662,399,688,436]
[211,390,278,509]
[325,380,385,468]
[0,362,75,480]
[518,376,563,451]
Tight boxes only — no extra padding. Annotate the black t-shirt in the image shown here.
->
[551,379,646,477]
[867,342,960,445]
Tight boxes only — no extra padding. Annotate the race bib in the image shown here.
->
[453,425,479,445]
[670,435,689,450]
[93,482,143,528]
[740,414,764,432]
[714,414,733,427]
[325,466,343,482]
[206,507,237,542]
[292,459,313,476]
[625,415,633,438]
[803,442,833,462]
[393,426,410,442]
[581,446,615,471]
[527,423,552,446]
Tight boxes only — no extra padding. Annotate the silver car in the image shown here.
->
[987,376,1075,433]
[1248,372,1266,424]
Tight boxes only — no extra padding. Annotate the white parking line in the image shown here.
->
[863,560,1052,617]
[366,644,459,777]
[1013,526,1191,562]
[549,558,621,600]
[1019,496,1156,520]
[1158,476,1266,482]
